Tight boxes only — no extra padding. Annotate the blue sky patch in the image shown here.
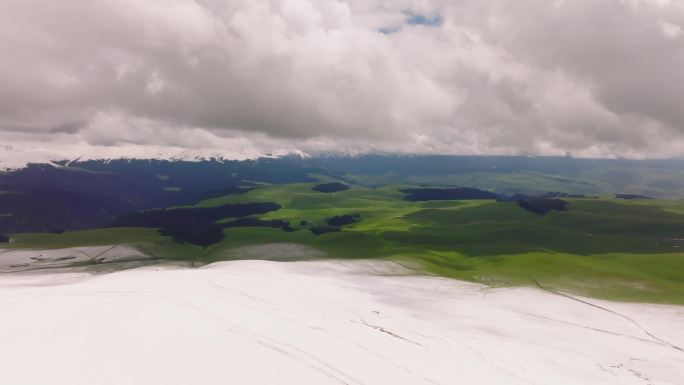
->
[404,11,443,27]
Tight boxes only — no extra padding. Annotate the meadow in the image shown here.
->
[8,180,684,304]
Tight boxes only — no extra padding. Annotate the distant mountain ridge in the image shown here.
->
[0,158,320,234]
[2,154,684,234]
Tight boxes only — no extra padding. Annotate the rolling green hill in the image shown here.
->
[7,181,684,304]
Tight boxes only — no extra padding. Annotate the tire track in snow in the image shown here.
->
[207,280,442,385]
[531,279,684,354]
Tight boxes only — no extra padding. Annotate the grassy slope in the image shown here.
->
[8,182,684,304]
[346,165,684,198]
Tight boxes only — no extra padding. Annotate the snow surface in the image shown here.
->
[0,245,150,272]
[0,260,682,385]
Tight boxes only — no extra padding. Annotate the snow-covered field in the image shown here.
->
[0,259,682,385]
[0,245,150,272]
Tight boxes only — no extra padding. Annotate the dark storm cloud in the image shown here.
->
[0,0,683,166]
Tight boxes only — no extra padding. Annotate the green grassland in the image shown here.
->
[344,163,684,198]
[8,181,684,304]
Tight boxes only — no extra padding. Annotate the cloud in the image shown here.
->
[0,0,683,165]
[659,20,683,39]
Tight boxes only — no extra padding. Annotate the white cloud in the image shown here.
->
[0,0,683,165]
[659,20,683,39]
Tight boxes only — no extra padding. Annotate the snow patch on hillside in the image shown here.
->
[0,245,149,272]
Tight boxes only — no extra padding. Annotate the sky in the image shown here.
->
[1,0,683,166]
